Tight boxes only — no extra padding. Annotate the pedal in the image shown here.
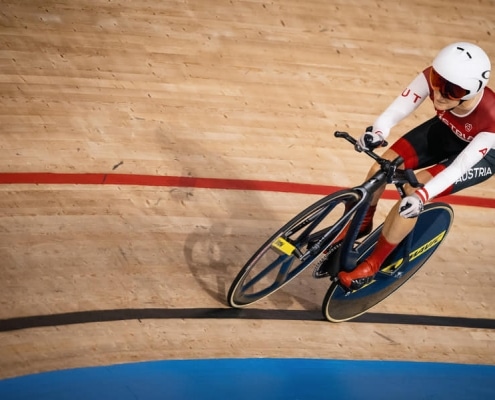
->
[348,276,374,291]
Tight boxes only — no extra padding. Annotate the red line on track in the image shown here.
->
[1,172,493,209]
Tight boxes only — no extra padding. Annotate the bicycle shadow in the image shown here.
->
[155,129,326,311]
[182,212,327,311]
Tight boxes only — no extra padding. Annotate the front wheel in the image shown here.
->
[228,190,361,308]
[322,203,454,322]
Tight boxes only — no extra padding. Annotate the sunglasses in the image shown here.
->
[429,68,470,100]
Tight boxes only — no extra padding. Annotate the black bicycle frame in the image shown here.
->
[300,132,421,273]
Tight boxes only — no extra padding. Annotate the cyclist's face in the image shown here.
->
[432,89,462,110]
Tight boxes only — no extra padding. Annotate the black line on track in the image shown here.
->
[1,308,494,332]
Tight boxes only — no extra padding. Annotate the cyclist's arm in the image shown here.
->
[415,131,495,202]
[372,71,430,138]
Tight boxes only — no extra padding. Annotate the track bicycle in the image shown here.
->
[227,131,454,322]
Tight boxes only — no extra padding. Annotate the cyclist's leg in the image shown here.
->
[339,117,461,289]
[338,169,433,289]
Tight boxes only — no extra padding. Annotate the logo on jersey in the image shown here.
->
[454,166,493,184]
[465,123,473,132]
[401,88,422,103]
[437,114,473,141]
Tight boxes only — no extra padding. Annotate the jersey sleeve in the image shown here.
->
[372,71,430,139]
[415,131,495,202]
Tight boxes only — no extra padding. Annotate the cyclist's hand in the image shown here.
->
[399,194,424,218]
[355,127,385,152]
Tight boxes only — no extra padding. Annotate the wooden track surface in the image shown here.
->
[1,0,494,379]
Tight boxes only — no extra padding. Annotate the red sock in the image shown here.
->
[334,204,377,243]
[362,205,376,228]
[366,234,397,272]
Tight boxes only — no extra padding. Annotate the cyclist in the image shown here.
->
[337,42,495,290]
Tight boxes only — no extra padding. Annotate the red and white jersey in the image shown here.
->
[422,67,495,143]
[372,66,495,201]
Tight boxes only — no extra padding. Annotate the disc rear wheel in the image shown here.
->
[323,203,454,322]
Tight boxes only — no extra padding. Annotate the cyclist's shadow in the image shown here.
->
[154,127,325,310]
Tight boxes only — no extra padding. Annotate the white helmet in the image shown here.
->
[432,42,491,100]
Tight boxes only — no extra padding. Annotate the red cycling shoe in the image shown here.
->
[338,258,380,290]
